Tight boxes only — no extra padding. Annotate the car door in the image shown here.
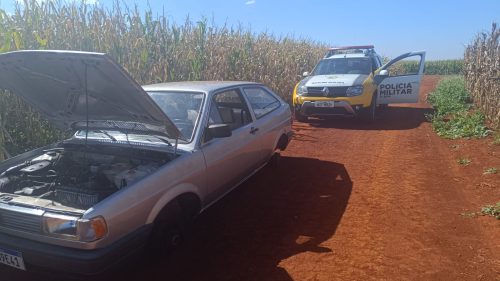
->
[375,51,426,104]
[200,88,262,201]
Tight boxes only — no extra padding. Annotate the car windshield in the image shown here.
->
[312,57,372,75]
[148,91,205,142]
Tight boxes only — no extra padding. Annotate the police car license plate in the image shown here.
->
[315,101,335,108]
[0,247,26,271]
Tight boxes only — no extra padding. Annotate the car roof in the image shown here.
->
[142,81,262,93]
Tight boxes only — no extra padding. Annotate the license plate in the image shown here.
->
[0,247,26,271]
[314,101,335,108]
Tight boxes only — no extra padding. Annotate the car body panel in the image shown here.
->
[0,51,292,274]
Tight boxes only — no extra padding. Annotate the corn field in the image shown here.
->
[464,23,500,129]
[391,60,463,75]
[0,0,326,160]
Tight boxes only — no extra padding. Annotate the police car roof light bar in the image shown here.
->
[324,45,375,58]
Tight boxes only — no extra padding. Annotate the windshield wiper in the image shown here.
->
[93,130,117,142]
[150,135,172,146]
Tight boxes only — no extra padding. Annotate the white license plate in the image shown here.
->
[314,101,335,108]
[0,247,26,271]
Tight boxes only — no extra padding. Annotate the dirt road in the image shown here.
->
[5,76,499,281]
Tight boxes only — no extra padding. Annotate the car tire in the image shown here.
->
[294,110,308,122]
[269,152,281,168]
[378,104,388,110]
[361,92,377,122]
[148,200,187,257]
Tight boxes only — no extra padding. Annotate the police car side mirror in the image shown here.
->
[302,71,310,77]
[374,70,389,85]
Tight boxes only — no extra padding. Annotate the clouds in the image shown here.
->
[245,0,256,5]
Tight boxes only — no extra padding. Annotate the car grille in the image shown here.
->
[0,208,42,233]
[306,86,349,97]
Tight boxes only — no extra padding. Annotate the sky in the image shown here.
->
[1,0,499,60]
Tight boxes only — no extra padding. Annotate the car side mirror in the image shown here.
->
[374,69,389,85]
[302,71,310,77]
[207,124,232,139]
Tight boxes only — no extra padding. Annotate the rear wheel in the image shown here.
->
[269,152,281,168]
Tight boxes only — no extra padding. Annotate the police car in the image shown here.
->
[292,45,426,122]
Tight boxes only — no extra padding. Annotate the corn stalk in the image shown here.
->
[464,23,500,129]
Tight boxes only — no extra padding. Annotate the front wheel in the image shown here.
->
[361,93,377,122]
[148,201,188,257]
[294,109,308,122]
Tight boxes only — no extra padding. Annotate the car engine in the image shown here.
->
[0,144,171,209]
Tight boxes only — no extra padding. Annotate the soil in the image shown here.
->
[4,76,499,281]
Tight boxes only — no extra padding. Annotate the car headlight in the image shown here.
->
[42,213,107,242]
[296,78,311,96]
[346,85,364,96]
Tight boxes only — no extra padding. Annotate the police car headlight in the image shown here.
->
[296,77,311,96]
[297,85,308,96]
[42,213,107,242]
[346,85,364,96]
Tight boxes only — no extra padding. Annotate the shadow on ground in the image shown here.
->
[134,156,351,281]
[305,106,432,131]
[2,156,352,281]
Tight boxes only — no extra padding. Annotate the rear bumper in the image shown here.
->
[296,101,364,117]
[0,225,153,275]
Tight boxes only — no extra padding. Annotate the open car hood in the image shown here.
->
[0,50,183,140]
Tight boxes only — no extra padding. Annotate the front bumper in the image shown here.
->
[296,100,364,117]
[0,225,153,275]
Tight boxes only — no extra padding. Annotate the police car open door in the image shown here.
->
[374,51,426,104]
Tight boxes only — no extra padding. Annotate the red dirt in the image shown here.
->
[4,76,500,281]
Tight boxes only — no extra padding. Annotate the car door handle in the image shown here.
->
[250,127,259,134]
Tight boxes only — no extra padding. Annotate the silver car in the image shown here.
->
[0,51,293,274]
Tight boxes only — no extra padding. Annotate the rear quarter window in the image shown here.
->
[243,87,281,119]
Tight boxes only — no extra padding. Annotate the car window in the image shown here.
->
[147,91,204,141]
[384,55,423,76]
[312,57,372,75]
[243,87,281,119]
[210,89,252,131]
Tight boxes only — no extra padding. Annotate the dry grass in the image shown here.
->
[464,23,500,129]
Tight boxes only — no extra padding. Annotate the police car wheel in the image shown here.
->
[362,94,377,122]
[294,110,308,122]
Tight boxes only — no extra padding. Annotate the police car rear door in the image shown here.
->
[375,51,426,104]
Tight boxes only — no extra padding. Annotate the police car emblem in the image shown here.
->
[321,87,330,96]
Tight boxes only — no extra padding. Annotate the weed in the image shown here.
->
[483,167,498,175]
[460,211,478,218]
[480,202,500,219]
[427,78,489,139]
[457,158,471,166]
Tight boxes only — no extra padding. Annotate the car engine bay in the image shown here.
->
[0,144,173,210]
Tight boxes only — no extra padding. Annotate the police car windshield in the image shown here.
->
[312,57,372,75]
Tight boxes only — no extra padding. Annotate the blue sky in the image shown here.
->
[1,0,499,60]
